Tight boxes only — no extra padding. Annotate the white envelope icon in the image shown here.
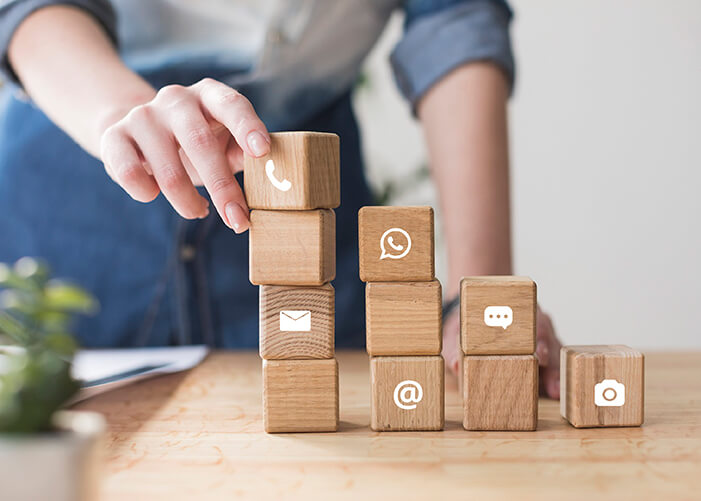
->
[279,310,311,332]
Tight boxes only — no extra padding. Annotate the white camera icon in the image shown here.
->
[594,379,626,407]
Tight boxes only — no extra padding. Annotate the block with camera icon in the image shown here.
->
[560,345,644,428]
[358,206,435,282]
[243,131,340,210]
[365,280,442,356]
[370,356,444,431]
[263,359,338,432]
[249,209,335,285]
[259,284,334,360]
[460,276,536,355]
[462,354,538,431]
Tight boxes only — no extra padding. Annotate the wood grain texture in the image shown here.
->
[249,209,335,285]
[358,206,434,282]
[561,345,644,428]
[263,359,338,433]
[370,356,444,431]
[460,276,536,355]
[243,131,340,210]
[73,351,701,501]
[366,281,442,356]
[259,284,334,360]
[463,355,538,431]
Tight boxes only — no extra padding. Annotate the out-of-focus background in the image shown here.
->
[354,0,701,350]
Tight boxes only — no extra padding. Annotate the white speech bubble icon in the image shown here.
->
[484,306,513,330]
[379,228,412,260]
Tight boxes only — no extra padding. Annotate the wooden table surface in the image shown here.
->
[75,351,701,500]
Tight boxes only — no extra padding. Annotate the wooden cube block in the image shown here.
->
[371,356,444,431]
[262,359,338,433]
[366,281,442,356]
[561,345,644,428]
[259,284,334,360]
[460,276,536,355]
[249,209,335,285]
[358,206,434,282]
[244,131,340,210]
[462,355,538,431]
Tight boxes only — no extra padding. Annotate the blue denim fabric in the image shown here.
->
[0,67,372,349]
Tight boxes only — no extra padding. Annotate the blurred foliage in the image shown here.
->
[0,258,97,433]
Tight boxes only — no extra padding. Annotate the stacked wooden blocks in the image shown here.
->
[460,276,538,430]
[245,131,340,433]
[359,206,444,431]
[561,345,644,428]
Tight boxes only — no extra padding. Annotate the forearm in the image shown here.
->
[8,5,155,157]
[418,63,512,296]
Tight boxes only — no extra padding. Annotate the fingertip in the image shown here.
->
[246,130,270,157]
[547,375,561,400]
[225,202,250,233]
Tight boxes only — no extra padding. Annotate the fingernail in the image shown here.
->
[247,131,270,157]
[225,203,249,233]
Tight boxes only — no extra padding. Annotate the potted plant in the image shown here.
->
[0,257,105,501]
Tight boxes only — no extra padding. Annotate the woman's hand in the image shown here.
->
[442,304,562,399]
[99,78,270,232]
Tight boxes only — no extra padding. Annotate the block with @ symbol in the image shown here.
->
[370,356,444,431]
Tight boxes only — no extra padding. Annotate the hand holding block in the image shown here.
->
[366,281,442,356]
[358,206,434,282]
[460,276,536,355]
[249,209,335,285]
[561,345,644,428]
[244,132,340,210]
[259,284,334,360]
[371,356,444,431]
[462,355,538,431]
[263,359,338,433]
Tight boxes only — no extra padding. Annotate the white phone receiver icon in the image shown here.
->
[265,159,292,192]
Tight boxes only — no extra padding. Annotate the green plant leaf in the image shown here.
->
[43,281,98,314]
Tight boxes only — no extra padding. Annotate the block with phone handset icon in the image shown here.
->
[249,209,335,285]
[243,131,340,210]
[365,280,442,356]
[560,345,644,428]
[358,206,434,282]
[462,354,538,431]
[460,276,536,355]
[263,359,339,433]
[370,356,444,431]
[259,284,334,360]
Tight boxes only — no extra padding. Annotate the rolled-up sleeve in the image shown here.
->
[0,0,117,85]
[391,0,515,109]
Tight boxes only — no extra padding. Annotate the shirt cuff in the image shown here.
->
[0,0,117,86]
[391,0,515,111]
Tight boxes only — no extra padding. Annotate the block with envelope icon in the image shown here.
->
[244,131,340,210]
[259,284,335,360]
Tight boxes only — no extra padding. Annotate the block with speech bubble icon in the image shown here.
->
[358,206,434,282]
[460,276,536,355]
[561,345,644,428]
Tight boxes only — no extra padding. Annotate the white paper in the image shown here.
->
[70,345,209,403]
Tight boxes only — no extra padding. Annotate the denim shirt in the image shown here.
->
[0,0,514,348]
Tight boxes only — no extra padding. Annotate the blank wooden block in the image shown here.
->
[561,345,644,428]
[366,281,442,356]
[259,284,334,360]
[371,356,444,431]
[358,206,434,282]
[460,276,536,355]
[263,359,338,433]
[244,131,339,210]
[463,355,538,431]
[249,209,335,285]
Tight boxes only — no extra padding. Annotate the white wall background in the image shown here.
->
[353,1,701,349]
